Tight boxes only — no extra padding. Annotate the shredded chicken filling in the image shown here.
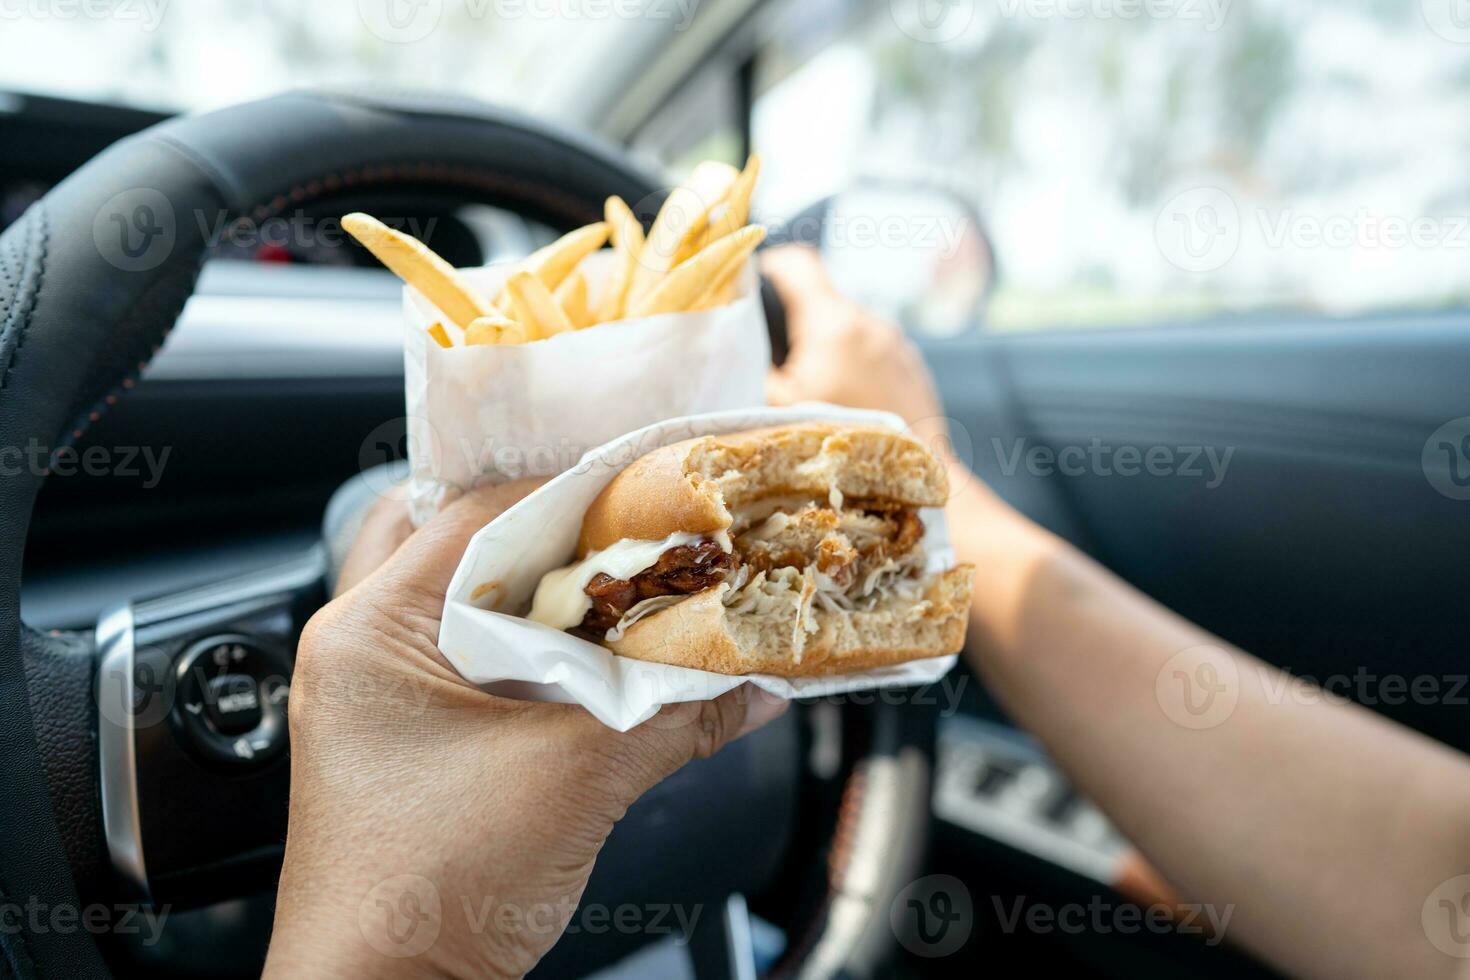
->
[578,498,927,646]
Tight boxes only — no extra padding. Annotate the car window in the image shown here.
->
[750,0,1470,332]
[0,1,677,124]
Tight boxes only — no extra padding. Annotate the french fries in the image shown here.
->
[342,213,494,329]
[596,195,645,322]
[464,314,530,346]
[680,154,760,264]
[493,222,609,313]
[605,194,646,253]
[631,225,766,318]
[555,271,591,330]
[345,155,763,348]
[690,232,765,313]
[505,271,575,339]
[625,162,739,309]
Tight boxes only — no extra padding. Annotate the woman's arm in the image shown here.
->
[949,470,1470,980]
[764,244,1470,980]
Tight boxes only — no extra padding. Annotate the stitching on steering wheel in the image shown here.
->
[56,162,606,452]
[57,262,200,454]
[0,203,48,396]
[239,161,602,229]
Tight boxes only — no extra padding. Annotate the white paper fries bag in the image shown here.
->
[403,251,769,524]
[437,405,961,731]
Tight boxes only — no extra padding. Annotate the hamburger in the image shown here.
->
[526,423,974,677]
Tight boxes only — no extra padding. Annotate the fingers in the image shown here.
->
[335,490,415,598]
[760,243,831,300]
[600,686,790,801]
[736,687,790,738]
[761,245,843,342]
[368,479,547,605]
[305,480,545,703]
[764,368,806,409]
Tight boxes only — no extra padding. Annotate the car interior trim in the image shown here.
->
[94,601,146,894]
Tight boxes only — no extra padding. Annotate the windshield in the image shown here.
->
[0,0,684,119]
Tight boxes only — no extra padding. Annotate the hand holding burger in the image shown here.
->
[266,483,787,979]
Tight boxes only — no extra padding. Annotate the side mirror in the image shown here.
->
[770,184,995,337]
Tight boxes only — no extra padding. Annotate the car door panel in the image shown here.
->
[922,314,1470,750]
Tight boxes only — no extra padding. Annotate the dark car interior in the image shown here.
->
[2,2,1467,977]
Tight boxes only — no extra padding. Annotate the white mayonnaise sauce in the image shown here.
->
[528,531,731,631]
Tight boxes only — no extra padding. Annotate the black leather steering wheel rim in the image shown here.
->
[0,90,929,979]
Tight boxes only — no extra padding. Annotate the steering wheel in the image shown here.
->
[0,91,935,979]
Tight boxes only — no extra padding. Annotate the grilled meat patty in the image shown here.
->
[579,541,736,636]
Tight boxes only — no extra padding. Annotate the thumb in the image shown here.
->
[609,686,790,795]
[761,243,834,299]
[764,367,806,408]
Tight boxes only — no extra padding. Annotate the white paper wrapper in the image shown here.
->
[403,252,768,525]
[439,404,960,731]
